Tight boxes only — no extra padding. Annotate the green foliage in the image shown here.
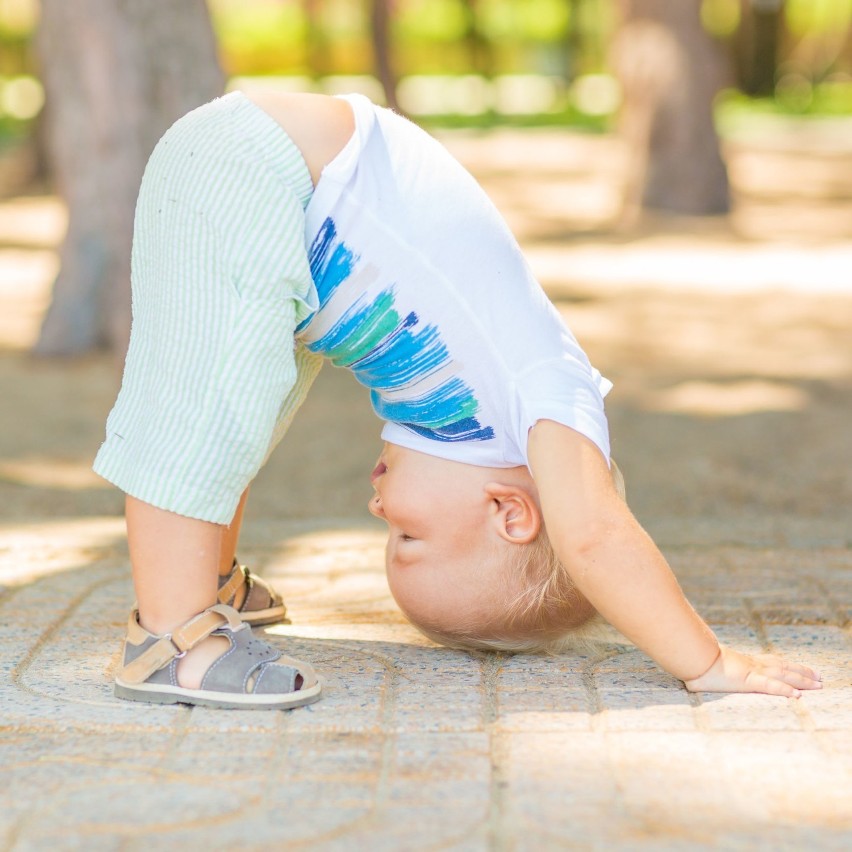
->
[810,81,852,114]
[397,0,470,41]
[1,0,850,140]
[419,102,610,132]
[210,0,596,78]
[785,0,852,37]
[477,0,570,42]
[701,0,740,38]
[0,113,27,149]
[717,81,852,132]
[394,0,571,44]
[210,1,310,75]
[0,0,35,37]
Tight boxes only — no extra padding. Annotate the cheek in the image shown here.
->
[384,557,408,609]
[385,558,435,625]
[385,554,483,638]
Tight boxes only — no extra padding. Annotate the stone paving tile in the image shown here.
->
[695,692,804,731]
[669,548,852,628]
[764,625,852,670]
[379,648,486,733]
[503,730,852,850]
[500,732,623,848]
[495,688,593,733]
[1,534,850,849]
[496,708,593,735]
[796,688,852,732]
[14,835,127,852]
[601,697,698,732]
[15,774,245,847]
[0,568,186,731]
[4,141,852,850]
[63,732,492,852]
[1,728,190,851]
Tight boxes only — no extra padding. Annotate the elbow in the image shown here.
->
[559,521,616,561]
[548,510,637,568]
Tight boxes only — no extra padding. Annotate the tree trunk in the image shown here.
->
[736,0,783,97]
[304,0,330,79]
[35,0,224,359]
[461,0,493,78]
[370,0,401,112]
[613,0,731,221]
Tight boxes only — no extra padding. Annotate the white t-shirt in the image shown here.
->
[297,94,612,468]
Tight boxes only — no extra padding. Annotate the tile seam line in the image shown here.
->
[272,653,404,849]
[656,543,852,553]
[0,722,182,736]
[810,576,852,629]
[482,653,507,851]
[745,596,817,733]
[8,566,117,693]
[0,583,21,610]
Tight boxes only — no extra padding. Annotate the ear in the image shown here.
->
[483,481,541,545]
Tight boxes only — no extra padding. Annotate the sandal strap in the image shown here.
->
[120,604,243,685]
[217,561,247,606]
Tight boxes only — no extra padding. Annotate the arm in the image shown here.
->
[527,420,822,696]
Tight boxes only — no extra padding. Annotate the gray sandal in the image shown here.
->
[218,560,289,626]
[114,604,321,710]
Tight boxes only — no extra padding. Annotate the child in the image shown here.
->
[94,91,821,709]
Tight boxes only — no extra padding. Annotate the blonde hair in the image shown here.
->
[414,458,626,654]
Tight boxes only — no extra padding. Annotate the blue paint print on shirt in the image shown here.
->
[309,217,356,308]
[344,314,449,390]
[304,216,495,443]
[400,418,495,443]
[371,377,478,428]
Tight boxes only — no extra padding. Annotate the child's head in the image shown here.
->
[369,444,625,652]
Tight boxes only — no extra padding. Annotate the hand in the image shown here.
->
[683,645,823,698]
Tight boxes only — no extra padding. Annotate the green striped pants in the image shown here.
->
[93,92,323,524]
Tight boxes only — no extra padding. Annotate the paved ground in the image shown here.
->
[1,129,851,850]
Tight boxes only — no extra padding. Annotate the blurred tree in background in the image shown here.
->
[1,0,851,355]
[370,0,401,111]
[34,0,223,357]
[614,0,730,221]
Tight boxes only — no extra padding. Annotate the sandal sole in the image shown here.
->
[239,604,289,626]
[114,679,321,710]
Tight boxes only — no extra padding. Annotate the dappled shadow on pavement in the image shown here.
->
[1,130,850,849]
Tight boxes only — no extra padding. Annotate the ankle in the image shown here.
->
[136,603,215,637]
[218,556,238,577]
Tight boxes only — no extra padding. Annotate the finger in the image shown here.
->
[770,669,823,691]
[743,671,802,698]
[756,656,822,682]
[789,662,822,682]
[760,662,823,688]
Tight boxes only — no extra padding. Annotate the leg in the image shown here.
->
[101,97,322,704]
[218,488,248,613]
[127,495,230,689]
[214,487,288,624]
[219,488,249,576]
[119,494,319,705]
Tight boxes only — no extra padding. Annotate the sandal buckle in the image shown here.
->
[163,633,187,659]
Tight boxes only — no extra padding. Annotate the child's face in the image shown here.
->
[368,443,529,635]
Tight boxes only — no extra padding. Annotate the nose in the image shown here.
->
[368,492,384,518]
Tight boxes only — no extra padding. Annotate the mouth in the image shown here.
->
[370,461,387,484]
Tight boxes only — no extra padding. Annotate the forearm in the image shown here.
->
[550,512,719,681]
[528,421,821,697]
[528,420,719,681]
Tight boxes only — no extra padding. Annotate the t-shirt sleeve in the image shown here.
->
[514,356,612,466]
